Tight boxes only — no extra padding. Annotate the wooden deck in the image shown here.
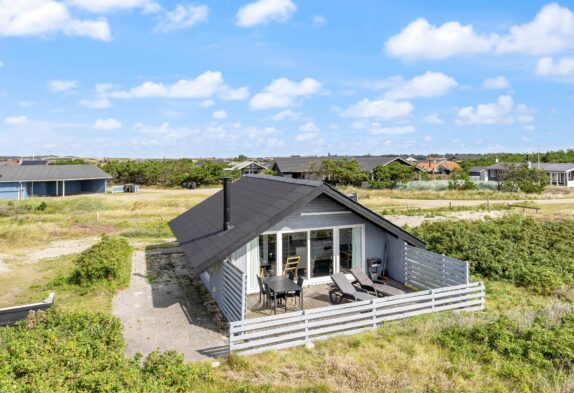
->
[246,277,412,319]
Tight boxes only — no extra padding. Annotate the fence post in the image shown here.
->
[441,256,446,287]
[403,245,408,286]
[430,289,435,310]
[371,299,377,328]
[303,310,310,344]
[228,322,234,353]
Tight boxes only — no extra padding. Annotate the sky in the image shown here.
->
[1,0,574,158]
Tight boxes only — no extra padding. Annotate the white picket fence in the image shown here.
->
[221,260,247,322]
[404,245,469,290]
[229,282,485,355]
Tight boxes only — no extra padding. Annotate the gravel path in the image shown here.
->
[112,251,227,362]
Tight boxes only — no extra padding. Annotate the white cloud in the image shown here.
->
[235,0,296,27]
[250,77,321,110]
[220,86,250,101]
[456,95,534,125]
[386,18,493,60]
[199,99,214,108]
[495,3,574,55]
[423,113,444,125]
[481,76,511,90]
[312,15,326,27]
[341,98,414,120]
[48,79,78,92]
[68,0,160,13]
[79,83,115,108]
[271,109,301,120]
[93,118,122,130]
[536,56,574,76]
[351,120,416,135]
[79,98,112,109]
[110,71,249,101]
[0,0,111,41]
[385,71,457,100]
[298,121,320,133]
[134,122,198,139]
[155,3,209,33]
[212,110,228,119]
[4,116,28,125]
[386,3,574,60]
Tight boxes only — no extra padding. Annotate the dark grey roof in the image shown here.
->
[485,163,574,172]
[20,160,49,166]
[538,163,574,172]
[468,166,487,173]
[169,174,425,273]
[0,164,112,182]
[272,156,411,174]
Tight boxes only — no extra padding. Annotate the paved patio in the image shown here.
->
[112,249,228,361]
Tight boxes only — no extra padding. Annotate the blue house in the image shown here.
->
[0,164,112,200]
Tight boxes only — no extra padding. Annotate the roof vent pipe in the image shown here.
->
[222,177,232,231]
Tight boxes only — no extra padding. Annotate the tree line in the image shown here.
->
[100,159,237,187]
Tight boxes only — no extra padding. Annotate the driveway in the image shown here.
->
[112,250,227,362]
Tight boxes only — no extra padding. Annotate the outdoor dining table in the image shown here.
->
[263,276,304,314]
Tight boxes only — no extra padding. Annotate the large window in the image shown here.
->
[339,227,363,273]
[310,229,333,278]
[258,234,277,276]
[282,232,308,277]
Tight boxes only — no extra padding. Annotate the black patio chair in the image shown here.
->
[329,273,376,304]
[349,268,406,297]
[286,276,305,305]
[256,275,267,306]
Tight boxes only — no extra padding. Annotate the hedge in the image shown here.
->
[73,235,132,286]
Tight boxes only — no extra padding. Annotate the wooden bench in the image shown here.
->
[509,204,540,213]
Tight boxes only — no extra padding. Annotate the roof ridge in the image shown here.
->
[242,174,323,187]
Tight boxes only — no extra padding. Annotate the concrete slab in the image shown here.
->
[112,251,228,362]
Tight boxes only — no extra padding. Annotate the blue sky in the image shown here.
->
[1,0,574,158]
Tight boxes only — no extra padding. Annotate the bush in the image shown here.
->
[0,310,213,392]
[73,235,132,285]
[435,311,574,388]
[412,215,574,293]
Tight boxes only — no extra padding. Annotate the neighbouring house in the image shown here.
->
[224,161,267,177]
[416,160,461,176]
[426,155,447,163]
[0,164,112,200]
[468,166,488,181]
[485,162,574,187]
[169,175,484,354]
[271,155,413,180]
[404,156,418,164]
[20,160,49,166]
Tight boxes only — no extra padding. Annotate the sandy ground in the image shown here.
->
[25,237,100,263]
[113,250,227,361]
[385,211,504,228]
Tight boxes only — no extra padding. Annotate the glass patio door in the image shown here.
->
[310,229,334,278]
[339,227,363,273]
[282,231,308,277]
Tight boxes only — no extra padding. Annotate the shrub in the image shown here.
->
[435,311,574,388]
[0,310,213,392]
[412,215,574,293]
[73,235,132,285]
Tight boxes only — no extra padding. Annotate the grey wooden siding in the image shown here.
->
[221,261,247,321]
[266,195,365,232]
[404,245,469,289]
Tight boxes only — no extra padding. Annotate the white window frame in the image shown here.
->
[253,224,366,287]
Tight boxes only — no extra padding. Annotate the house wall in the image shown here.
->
[199,259,225,307]
[0,182,27,200]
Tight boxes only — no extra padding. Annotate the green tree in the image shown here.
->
[499,164,549,193]
[371,162,414,188]
[321,159,367,185]
[448,169,476,190]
